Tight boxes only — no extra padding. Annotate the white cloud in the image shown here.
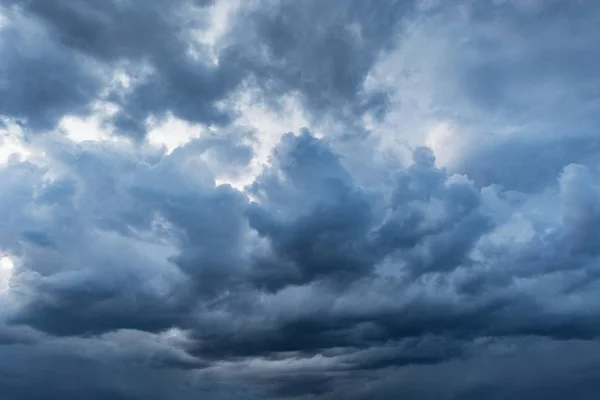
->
[0,9,6,29]
[425,122,459,166]
[0,121,30,165]
[58,102,119,143]
[0,253,14,292]
[147,114,203,154]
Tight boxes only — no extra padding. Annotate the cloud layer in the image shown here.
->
[2,0,600,399]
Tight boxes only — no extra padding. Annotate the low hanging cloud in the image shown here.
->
[2,1,600,399]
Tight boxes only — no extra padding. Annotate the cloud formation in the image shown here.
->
[2,0,600,399]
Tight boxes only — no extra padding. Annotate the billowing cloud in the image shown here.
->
[2,1,600,399]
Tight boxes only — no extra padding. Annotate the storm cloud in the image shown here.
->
[2,0,600,399]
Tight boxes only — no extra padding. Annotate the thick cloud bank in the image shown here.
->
[1,1,600,399]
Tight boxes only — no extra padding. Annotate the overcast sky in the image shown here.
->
[1,0,600,399]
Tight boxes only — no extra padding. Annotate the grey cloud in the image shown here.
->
[0,331,265,400]
[23,0,214,61]
[318,337,600,400]
[2,1,600,399]
[1,129,600,400]
[3,137,251,336]
[20,229,55,248]
[458,0,600,127]
[2,0,418,139]
[5,131,600,380]
[229,0,417,127]
[188,155,600,381]
[1,130,480,349]
[0,7,104,131]
[246,131,377,289]
[558,163,600,252]
[245,132,488,292]
[454,135,600,193]
[2,128,600,399]
[17,0,240,138]
[368,0,600,190]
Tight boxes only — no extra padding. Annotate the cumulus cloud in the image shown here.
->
[1,1,600,399]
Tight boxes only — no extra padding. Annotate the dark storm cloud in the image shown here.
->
[22,0,214,61]
[3,136,255,336]
[454,135,600,193]
[316,337,600,400]
[3,131,488,342]
[0,129,599,399]
[244,131,488,292]
[0,331,266,400]
[6,0,241,138]
[246,131,378,289]
[2,0,600,399]
[3,129,600,400]
[169,135,598,363]
[228,0,417,126]
[1,0,418,139]
[0,8,104,131]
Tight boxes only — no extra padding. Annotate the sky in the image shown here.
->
[1,0,600,399]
